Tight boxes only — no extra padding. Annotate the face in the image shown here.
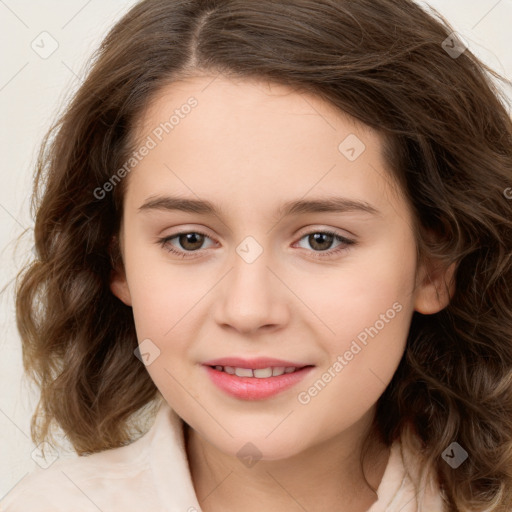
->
[110,74,452,461]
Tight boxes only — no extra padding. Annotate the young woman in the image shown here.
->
[3,1,512,510]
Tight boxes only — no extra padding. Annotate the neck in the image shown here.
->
[184,412,390,512]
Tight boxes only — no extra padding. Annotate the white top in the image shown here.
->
[0,400,446,511]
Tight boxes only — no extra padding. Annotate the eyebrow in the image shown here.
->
[137,195,380,218]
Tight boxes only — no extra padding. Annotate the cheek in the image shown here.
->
[123,236,202,334]
[126,272,170,334]
[294,235,416,398]
[124,248,199,397]
[294,237,416,344]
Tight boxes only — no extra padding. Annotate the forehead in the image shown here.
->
[125,74,408,223]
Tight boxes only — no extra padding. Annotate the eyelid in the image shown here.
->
[294,224,356,239]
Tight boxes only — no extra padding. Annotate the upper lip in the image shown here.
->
[202,357,313,369]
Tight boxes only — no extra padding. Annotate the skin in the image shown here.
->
[110,74,455,512]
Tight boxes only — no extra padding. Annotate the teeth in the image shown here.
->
[253,367,273,378]
[214,365,300,377]
[272,366,285,377]
[234,367,253,377]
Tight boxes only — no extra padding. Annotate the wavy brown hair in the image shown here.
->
[15,0,512,510]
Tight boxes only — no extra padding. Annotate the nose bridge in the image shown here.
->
[234,234,272,289]
[213,232,288,333]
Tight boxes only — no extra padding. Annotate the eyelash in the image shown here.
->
[157,229,356,260]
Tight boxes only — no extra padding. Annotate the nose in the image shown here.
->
[213,247,289,335]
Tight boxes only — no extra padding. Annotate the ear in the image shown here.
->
[414,258,457,315]
[109,235,132,307]
[110,268,132,307]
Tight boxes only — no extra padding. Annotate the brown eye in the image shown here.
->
[175,232,206,251]
[158,230,215,258]
[306,232,335,251]
[295,230,355,258]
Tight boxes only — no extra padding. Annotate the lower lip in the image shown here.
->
[203,365,315,400]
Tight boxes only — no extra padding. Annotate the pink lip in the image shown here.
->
[202,364,315,401]
[202,357,310,369]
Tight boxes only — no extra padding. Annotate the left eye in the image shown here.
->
[158,229,356,259]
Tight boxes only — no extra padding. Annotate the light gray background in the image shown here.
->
[1,0,511,500]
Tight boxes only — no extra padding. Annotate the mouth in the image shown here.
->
[202,364,315,400]
[206,364,312,378]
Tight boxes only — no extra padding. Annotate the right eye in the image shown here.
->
[158,230,217,258]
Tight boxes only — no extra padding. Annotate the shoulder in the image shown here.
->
[0,427,158,512]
